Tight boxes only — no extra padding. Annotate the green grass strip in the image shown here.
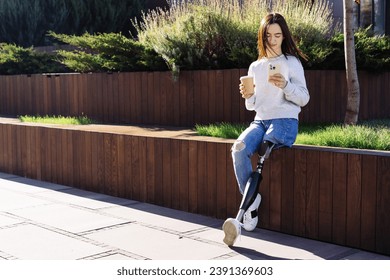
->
[18,115,93,125]
[195,120,390,151]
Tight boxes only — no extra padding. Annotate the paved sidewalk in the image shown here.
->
[0,172,389,260]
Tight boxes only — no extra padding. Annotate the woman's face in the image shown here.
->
[266,23,284,56]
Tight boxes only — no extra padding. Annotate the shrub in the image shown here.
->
[0,43,67,75]
[49,32,167,72]
[305,27,390,71]
[134,0,337,76]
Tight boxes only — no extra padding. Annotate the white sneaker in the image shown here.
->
[242,193,261,231]
[222,218,241,246]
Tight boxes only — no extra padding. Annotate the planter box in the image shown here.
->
[0,118,389,256]
[0,70,389,126]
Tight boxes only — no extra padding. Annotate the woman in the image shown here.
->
[223,13,309,246]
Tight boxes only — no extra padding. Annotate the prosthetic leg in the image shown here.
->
[236,140,275,223]
[223,140,275,246]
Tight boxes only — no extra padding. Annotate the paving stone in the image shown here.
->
[9,204,129,234]
[0,224,106,260]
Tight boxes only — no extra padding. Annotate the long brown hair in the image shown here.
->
[257,13,308,61]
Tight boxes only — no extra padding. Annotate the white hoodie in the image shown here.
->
[245,54,310,120]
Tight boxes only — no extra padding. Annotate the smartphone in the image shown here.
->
[268,63,281,78]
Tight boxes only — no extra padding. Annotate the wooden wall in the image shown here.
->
[0,121,389,256]
[0,70,389,126]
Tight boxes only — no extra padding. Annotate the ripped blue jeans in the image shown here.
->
[231,119,298,194]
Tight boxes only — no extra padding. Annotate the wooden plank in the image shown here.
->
[72,130,82,189]
[281,148,295,233]
[269,148,283,231]
[84,131,93,192]
[15,125,24,175]
[170,139,181,210]
[123,135,134,199]
[138,136,147,201]
[146,137,156,204]
[208,70,217,123]
[178,71,189,126]
[306,150,320,239]
[63,75,71,116]
[188,141,198,213]
[360,154,377,251]
[96,132,105,193]
[186,71,195,126]
[230,69,240,123]
[103,133,117,196]
[134,72,142,124]
[0,125,5,171]
[215,70,224,122]
[48,128,58,184]
[79,129,88,190]
[152,72,160,125]
[40,127,50,181]
[179,140,189,212]
[197,141,207,216]
[30,126,39,179]
[216,142,228,219]
[346,153,362,248]
[293,149,307,236]
[24,126,32,178]
[193,71,202,125]
[166,73,175,125]
[0,77,5,114]
[318,151,333,242]
[223,70,232,123]
[172,74,181,126]
[206,142,217,218]
[162,138,172,207]
[141,72,150,124]
[376,156,390,255]
[332,152,347,245]
[200,70,209,124]
[111,73,120,123]
[153,138,163,204]
[131,136,141,201]
[119,73,130,122]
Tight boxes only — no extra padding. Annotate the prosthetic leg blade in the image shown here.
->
[239,171,262,212]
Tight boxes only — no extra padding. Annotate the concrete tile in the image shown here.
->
[192,227,324,260]
[94,253,137,260]
[100,203,220,233]
[0,214,21,227]
[85,223,232,260]
[0,178,69,193]
[0,224,106,260]
[34,188,136,210]
[0,189,50,211]
[9,204,129,233]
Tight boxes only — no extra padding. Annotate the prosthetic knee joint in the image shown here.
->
[236,141,275,221]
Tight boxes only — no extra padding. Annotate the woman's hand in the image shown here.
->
[268,73,287,89]
[239,83,255,99]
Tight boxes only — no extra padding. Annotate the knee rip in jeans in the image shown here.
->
[232,140,246,152]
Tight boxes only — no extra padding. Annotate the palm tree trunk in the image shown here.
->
[343,0,360,125]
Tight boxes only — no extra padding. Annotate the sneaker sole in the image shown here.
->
[222,219,239,246]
